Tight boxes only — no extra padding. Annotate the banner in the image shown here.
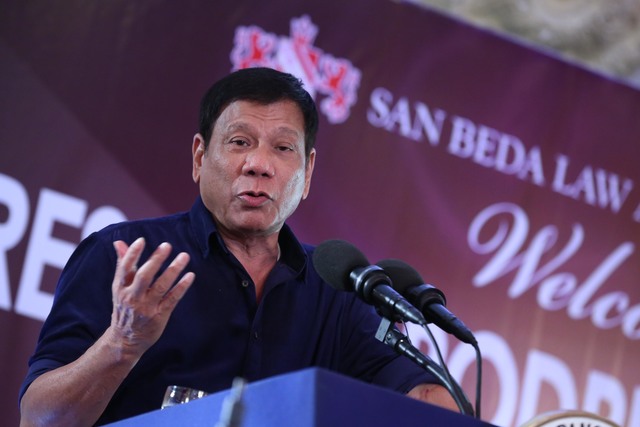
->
[1,1,638,426]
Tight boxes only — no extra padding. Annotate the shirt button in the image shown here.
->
[253,331,259,339]
[241,280,249,288]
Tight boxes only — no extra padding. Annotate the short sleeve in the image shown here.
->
[19,232,116,402]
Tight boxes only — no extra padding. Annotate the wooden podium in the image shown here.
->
[106,367,499,426]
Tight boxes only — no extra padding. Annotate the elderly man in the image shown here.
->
[19,67,456,426]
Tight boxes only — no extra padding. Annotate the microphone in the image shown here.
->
[312,240,426,325]
[377,259,477,345]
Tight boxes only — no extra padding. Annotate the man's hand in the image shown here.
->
[20,238,195,427]
[407,383,460,412]
[109,238,196,357]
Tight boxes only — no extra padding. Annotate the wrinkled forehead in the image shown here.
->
[213,99,305,135]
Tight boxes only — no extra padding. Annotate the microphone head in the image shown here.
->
[312,239,370,291]
[375,259,423,293]
[377,258,447,306]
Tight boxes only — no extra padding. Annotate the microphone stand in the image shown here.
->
[214,377,246,427]
[375,317,474,416]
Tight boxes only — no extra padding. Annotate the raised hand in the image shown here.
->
[110,237,195,356]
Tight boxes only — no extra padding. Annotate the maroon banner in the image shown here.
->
[1,1,639,426]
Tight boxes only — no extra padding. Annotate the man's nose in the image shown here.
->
[242,145,275,177]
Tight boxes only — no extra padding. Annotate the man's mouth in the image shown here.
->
[238,191,271,207]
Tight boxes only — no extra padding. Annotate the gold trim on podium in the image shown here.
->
[520,410,620,427]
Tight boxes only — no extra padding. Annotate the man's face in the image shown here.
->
[192,99,316,238]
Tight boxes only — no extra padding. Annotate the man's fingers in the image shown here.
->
[113,240,129,259]
[128,242,172,296]
[117,238,146,286]
[159,271,196,313]
[111,240,194,313]
[149,252,191,296]
[112,239,140,293]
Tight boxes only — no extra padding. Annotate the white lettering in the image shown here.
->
[623,304,640,339]
[567,242,634,320]
[537,273,577,311]
[508,224,583,299]
[367,87,393,128]
[411,102,446,146]
[14,189,88,320]
[13,188,126,321]
[448,117,545,185]
[467,202,537,289]
[448,116,476,158]
[399,325,638,427]
[590,291,629,329]
[472,125,501,167]
[572,165,598,205]
[517,349,577,426]
[552,153,571,194]
[629,386,640,427]
[494,133,525,174]
[385,97,413,138]
[468,202,639,339]
[553,154,634,213]
[367,87,446,144]
[516,146,545,186]
[583,370,627,425]
[634,202,640,223]
[0,173,30,310]
[470,204,581,301]
[596,169,634,213]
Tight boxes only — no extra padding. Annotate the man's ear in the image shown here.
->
[302,148,316,200]
[192,134,206,184]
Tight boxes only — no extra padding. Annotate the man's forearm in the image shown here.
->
[19,327,141,427]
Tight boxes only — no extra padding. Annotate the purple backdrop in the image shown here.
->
[1,1,639,426]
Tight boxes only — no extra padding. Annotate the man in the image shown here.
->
[19,67,456,426]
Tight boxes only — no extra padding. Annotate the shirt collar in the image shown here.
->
[189,196,308,276]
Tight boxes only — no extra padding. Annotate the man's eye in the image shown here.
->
[276,145,294,152]
[230,139,248,146]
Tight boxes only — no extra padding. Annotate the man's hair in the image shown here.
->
[199,67,319,159]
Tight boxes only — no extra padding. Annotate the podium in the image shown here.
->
[106,368,498,426]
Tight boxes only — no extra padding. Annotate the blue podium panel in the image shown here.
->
[106,368,498,427]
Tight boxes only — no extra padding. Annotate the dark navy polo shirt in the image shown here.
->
[20,197,436,425]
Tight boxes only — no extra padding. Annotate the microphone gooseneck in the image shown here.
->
[377,258,483,418]
[376,259,477,345]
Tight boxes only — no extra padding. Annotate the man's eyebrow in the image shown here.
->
[272,126,303,139]
[225,122,252,134]
[225,122,302,139]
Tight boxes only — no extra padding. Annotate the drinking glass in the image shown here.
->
[161,385,208,409]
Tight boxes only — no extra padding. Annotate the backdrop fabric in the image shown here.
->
[1,1,639,426]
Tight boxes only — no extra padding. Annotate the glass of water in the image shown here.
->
[161,385,208,409]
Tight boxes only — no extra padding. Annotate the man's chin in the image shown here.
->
[231,219,283,237]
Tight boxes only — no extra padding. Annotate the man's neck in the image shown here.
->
[220,232,281,303]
